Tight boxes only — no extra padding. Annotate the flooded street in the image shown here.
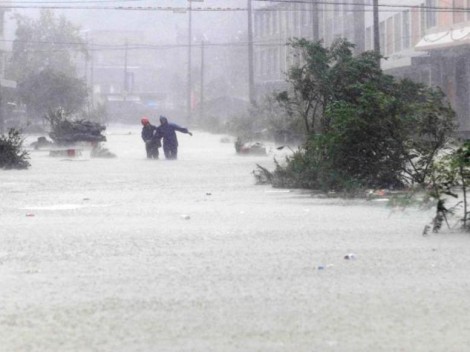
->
[2,126,470,351]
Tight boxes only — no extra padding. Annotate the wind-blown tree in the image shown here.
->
[268,38,455,191]
[276,38,384,134]
[18,69,87,118]
[7,10,88,120]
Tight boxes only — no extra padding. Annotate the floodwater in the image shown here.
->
[1,126,470,351]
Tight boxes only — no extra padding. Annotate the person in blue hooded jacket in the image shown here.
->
[156,116,192,159]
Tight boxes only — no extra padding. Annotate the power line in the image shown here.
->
[0,3,468,12]
[0,5,249,11]
[0,0,145,2]
[254,0,470,11]
[1,38,288,52]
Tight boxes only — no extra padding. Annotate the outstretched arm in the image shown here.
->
[171,123,192,136]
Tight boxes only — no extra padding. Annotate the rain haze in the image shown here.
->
[2,1,470,351]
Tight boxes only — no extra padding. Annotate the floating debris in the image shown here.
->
[235,137,267,156]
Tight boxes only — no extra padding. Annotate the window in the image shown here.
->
[386,17,394,55]
[0,11,4,37]
[334,1,340,14]
[380,22,386,55]
[261,51,267,76]
[420,69,431,85]
[453,0,465,23]
[365,27,372,51]
[425,0,437,29]
[294,4,300,33]
[290,6,296,34]
[283,4,288,32]
[302,4,308,26]
[257,13,264,37]
[267,12,272,35]
[467,0,470,21]
[264,13,269,36]
[343,0,354,15]
[272,11,278,34]
[394,14,402,53]
[420,4,426,36]
[403,10,410,49]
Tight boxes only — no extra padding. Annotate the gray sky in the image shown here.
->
[7,0,249,44]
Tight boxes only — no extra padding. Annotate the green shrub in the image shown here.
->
[0,129,30,169]
[264,38,455,193]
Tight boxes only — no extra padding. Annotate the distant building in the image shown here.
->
[83,30,179,123]
[253,0,470,136]
[253,0,365,95]
[369,0,470,137]
[0,1,17,132]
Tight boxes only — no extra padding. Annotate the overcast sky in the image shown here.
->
[6,0,249,44]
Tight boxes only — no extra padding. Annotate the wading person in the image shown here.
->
[156,116,192,160]
[141,117,160,159]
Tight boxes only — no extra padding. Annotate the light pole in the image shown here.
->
[90,38,94,110]
[124,40,129,101]
[187,0,192,121]
[200,40,205,120]
[373,0,380,60]
[247,0,256,107]
[311,0,319,41]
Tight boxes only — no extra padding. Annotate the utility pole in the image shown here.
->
[187,0,193,120]
[90,39,94,110]
[124,40,128,100]
[373,0,380,61]
[200,40,205,120]
[311,0,319,41]
[85,36,90,114]
[0,87,3,134]
[247,0,256,107]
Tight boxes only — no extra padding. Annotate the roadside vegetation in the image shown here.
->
[253,38,470,232]
[0,129,30,169]
[5,9,104,130]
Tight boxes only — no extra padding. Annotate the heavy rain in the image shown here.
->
[2,1,470,351]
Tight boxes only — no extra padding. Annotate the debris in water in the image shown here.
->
[30,136,53,150]
[344,253,357,260]
[24,268,41,274]
[49,149,83,158]
[316,264,333,270]
[235,137,267,155]
[91,143,116,158]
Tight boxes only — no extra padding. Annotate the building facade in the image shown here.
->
[369,0,470,136]
[253,0,365,95]
[254,0,470,136]
[0,1,17,132]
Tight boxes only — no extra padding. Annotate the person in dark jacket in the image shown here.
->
[141,117,160,159]
[156,116,192,160]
